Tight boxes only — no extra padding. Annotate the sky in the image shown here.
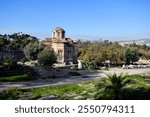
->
[0,0,150,41]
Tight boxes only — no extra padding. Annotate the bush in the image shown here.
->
[4,57,17,69]
[95,89,113,100]
[124,48,140,64]
[38,47,57,67]
[82,61,96,70]
[96,73,130,100]
[24,41,45,60]
[121,87,150,100]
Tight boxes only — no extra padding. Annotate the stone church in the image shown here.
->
[42,27,76,65]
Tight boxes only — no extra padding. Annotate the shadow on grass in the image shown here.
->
[0,64,38,82]
[121,87,150,100]
[95,87,150,100]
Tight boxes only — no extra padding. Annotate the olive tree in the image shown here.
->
[24,41,45,60]
[37,47,57,67]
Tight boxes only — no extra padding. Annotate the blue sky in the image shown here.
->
[0,0,150,41]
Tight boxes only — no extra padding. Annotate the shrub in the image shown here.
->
[24,41,45,60]
[121,87,150,100]
[38,47,57,67]
[4,57,17,69]
[124,48,140,64]
[96,73,130,100]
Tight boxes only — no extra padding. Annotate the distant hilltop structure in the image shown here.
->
[42,27,77,65]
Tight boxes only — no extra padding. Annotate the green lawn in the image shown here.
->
[0,64,38,82]
[0,79,98,100]
[0,73,33,82]
[0,74,150,100]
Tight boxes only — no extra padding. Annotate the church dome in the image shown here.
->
[53,27,65,33]
[52,27,65,38]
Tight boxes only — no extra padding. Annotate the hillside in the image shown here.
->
[119,39,150,46]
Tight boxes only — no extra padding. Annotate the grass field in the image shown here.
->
[0,65,38,82]
[0,74,150,100]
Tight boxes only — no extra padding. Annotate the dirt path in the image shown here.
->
[25,61,51,79]
[32,66,51,78]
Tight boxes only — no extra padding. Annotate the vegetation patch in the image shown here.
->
[0,74,150,100]
[0,64,38,82]
[95,74,150,100]
[0,88,39,100]
[31,83,84,96]
[0,73,33,82]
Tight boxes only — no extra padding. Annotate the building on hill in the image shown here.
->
[42,27,77,65]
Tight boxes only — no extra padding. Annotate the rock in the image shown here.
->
[88,92,96,96]
[38,95,57,100]
[80,91,87,94]
[86,98,95,100]
[77,84,82,87]
[65,93,78,97]
[73,95,83,100]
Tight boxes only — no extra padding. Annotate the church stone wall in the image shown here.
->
[64,43,74,63]
[52,42,65,63]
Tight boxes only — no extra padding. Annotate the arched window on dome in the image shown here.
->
[57,31,60,38]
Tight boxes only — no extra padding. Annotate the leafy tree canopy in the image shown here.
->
[38,47,57,67]
[124,48,140,65]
